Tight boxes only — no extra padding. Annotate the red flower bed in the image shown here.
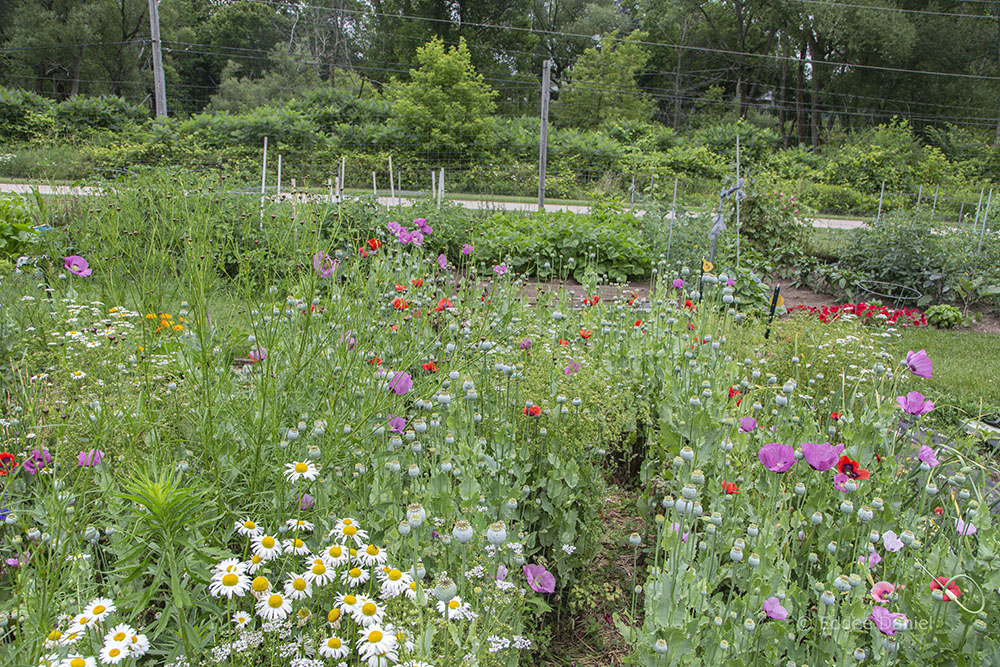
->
[787,302,926,327]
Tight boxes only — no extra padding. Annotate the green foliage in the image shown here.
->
[52,95,147,134]
[0,87,54,140]
[924,303,961,329]
[0,194,41,259]
[737,178,810,256]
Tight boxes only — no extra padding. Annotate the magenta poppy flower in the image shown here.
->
[496,564,508,581]
[494,263,508,276]
[77,448,104,467]
[672,278,684,289]
[955,518,977,536]
[523,564,555,593]
[461,243,473,256]
[22,448,51,475]
[882,531,903,553]
[905,349,933,378]
[918,445,939,467]
[859,550,881,569]
[758,443,795,473]
[870,606,908,635]
[437,254,448,270]
[64,255,92,277]
[410,231,424,246]
[340,332,355,351]
[833,473,854,493]
[413,217,426,228]
[726,277,737,286]
[739,417,757,433]
[387,414,406,433]
[387,221,402,234]
[871,581,895,603]
[312,251,338,278]
[563,360,581,375]
[670,523,689,543]
[897,392,934,415]
[801,442,844,472]
[299,493,315,510]
[389,371,413,395]
[762,596,788,621]
[520,338,532,350]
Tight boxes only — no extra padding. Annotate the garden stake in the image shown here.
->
[764,285,781,339]
[666,176,678,262]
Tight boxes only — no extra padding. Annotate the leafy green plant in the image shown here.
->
[0,194,41,259]
[924,304,962,329]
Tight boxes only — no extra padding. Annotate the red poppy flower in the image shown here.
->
[359,248,369,258]
[559,339,569,346]
[367,356,382,366]
[929,577,962,601]
[390,324,398,331]
[579,329,592,339]
[728,386,740,399]
[634,320,642,327]
[933,507,944,516]
[523,405,541,417]
[392,298,409,310]
[368,238,381,251]
[722,481,739,494]
[411,278,424,287]
[395,284,407,292]
[837,456,870,480]
[422,361,437,372]
[0,453,17,475]
[687,322,695,331]
[435,298,452,311]
[684,300,695,311]
[584,294,600,306]
[830,411,841,421]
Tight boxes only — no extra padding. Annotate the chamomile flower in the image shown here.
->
[284,461,319,483]
[342,566,370,588]
[209,571,250,599]
[351,599,385,628]
[235,518,263,537]
[357,544,387,568]
[83,598,116,623]
[256,593,292,622]
[125,631,149,657]
[245,553,266,574]
[337,593,361,616]
[331,518,369,546]
[283,537,311,555]
[98,641,129,664]
[70,370,87,381]
[322,543,350,568]
[59,656,96,667]
[304,558,335,586]
[284,573,313,600]
[250,576,272,599]
[404,580,418,600]
[379,568,412,599]
[57,629,84,646]
[214,558,246,576]
[435,597,476,621]
[356,626,398,663]
[319,634,350,659]
[285,518,315,532]
[102,625,135,646]
[252,534,282,561]
[390,627,416,653]
[232,612,252,629]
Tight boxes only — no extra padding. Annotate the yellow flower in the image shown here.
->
[172,324,183,331]
[145,313,156,319]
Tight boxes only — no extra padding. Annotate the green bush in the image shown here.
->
[924,303,961,329]
[0,86,55,140]
[796,181,875,216]
[53,95,148,134]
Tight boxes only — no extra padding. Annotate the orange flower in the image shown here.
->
[422,361,437,372]
[411,278,424,287]
[830,411,841,421]
[367,356,382,366]
[434,298,452,311]
[684,299,695,311]
[395,284,407,292]
[579,329,592,339]
[392,298,409,310]
[523,405,541,417]
[634,320,642,327]
[722,481,739,494]
[837,456,870,480]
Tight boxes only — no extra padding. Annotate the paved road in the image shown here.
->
[0,183,866,230]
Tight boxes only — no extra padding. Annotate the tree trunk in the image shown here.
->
[70,47,82,97]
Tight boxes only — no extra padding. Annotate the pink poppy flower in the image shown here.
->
[523,564,555,593]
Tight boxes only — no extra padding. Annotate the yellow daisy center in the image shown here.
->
[71,659,86,667]
[343,519,353,525]
[328,546,342,558]
[251,555,263,564]
[362,602,377,616]
[267,594,283,609]
[93,605,106,614]
[292,538,304,548]
[409,582,417,591]
[252,576,270,592]
[48,630,61,640]
[449,600,460,609]
[328,637,342,649]
[293,578,307,591]
[327,608,341,622]
[344,594,356,605]
[296,520,306,526]
[261,536,275,549]
[113,631,126,642]
[389,569,402,581]
[294,462,308,473]
[222,574,239,587]
[243,520,256,529]
[349,568,362,578]
[79,616,90,625]
[344,525,357,536]
[368,630,383,643]
[312,563,327,575]
[109,648,121,658]
[366,545,379,556]
[350,548,357,556]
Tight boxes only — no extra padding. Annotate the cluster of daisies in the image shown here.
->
[209,515,455,666]
[39,598,149,666]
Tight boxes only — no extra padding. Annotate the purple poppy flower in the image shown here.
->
[520,338,532,350]
[897,392,934,415]
[673,278,684,289]
[398,230,412,245]
[859,550,881,569]
[389,371,413,395]
[22,448,51,475]
[882,530,903,552]
[905,349,933,378]
[739,417,757,433]
[801,442,844,472]
[340,333,355,351]
[64,255,92,277]
[955,518,977,536]
[77,448,104,467]
[758,443,795,473]
[726,277,737,286]
[494,263,508,276]
[918,445,939,467]
[312,251,338,278]
[410,231,424,246]
[299,494,315,511]
[248,346,267,363]
[4,557,19,568]
[437,254,448,270]
[523,564,555,593]
[387,221,402,234]
[762,596,788,621]
[670,523,689,543]
[870,606,907,636]
[563,360,581,375]
[420,224,433,235]
[496,564,508,581]
[461,243,474,256]
[387,414,407,434]
[833,473,855,493]
[413,217,426,228]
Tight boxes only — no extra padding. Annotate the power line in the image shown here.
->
[0,39,148,53]
[791,0,996,20]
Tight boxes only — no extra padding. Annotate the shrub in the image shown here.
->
[52,95,147,134]
[0,86,54,140]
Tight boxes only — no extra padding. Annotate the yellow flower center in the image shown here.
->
[109,648,121,658]
[48,630,61,640]
[327,637,342,649]
[343,519,353,525]
[368,630,383,643]
[71,659,85,667]
[449,600,460,609]
[328,546,342,558]
[113,631,126,642]
[366,545,379,556]
[93,605,106,614]
[327,608,341,622]
[292,538,304,548]
[294,462,308,473]
[389,569,402,581]
[243,520,256,529]
[296,520,306,526]
[409,582,417,591]
[222,574,239,587]
[344,525,357,536]
[79,616,90,625]
[252,576,270,592]
[344,594,356,605]
[362,602,377,616]
[251,555,263,564]
[261,536,275,549]
[293,578,307,591]
[349,548,357,556]
[267,594,283,609]
[312,563,326,575]
[349,568,362,578]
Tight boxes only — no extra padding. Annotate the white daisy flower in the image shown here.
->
[321,543,350,568]
[235,518,263,537]
[209,571,249,598]
[379,568,412,599]
[98,641,129,664]
[351,599,385,628]
[245,553,266,574]
[303,558,335,586]
[252,534,282,560]
[83,598,116,623]
[283,461,319,483]
[342,566,370,588]
[435,596,477,621]
[58,656,96,667]
[125,630,149,657]
[214,558,246,576]
[285,518,314,532]
[331,518,369,546]
[232,612,252,629]
[356,626,398,663]
[356,544,387,568]
[283,537,311,556]
[256,593,292,622]
[336,593,361,616]
[283,573,313,601]
[319,635,350,660]
[102,625,135,646]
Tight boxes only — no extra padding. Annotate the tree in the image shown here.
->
[387,37,497,158]
[556,30,655,129]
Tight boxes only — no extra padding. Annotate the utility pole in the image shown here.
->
[537,59,552,210]
[148,0,167,117]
